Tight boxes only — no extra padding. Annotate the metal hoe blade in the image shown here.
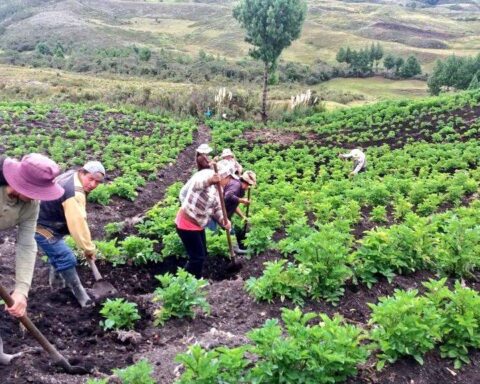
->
[0,284,90,375]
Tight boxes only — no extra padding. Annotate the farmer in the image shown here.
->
[220,148,243,176]
[175,162,234,279]
[223,170,257,254]
[0,154,63,364]
[35,161,105,308]
[196,143,213,171]
[339,147,367,176]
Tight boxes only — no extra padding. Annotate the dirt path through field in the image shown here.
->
[88,123,211,238]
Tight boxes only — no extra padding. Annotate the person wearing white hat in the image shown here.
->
[196,143,213,171]
[175,162,234,278]
[0,153,63,364]
[220,148,243,175]
[35,161,106,308]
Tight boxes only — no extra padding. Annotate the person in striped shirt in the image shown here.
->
[175,162,235,278]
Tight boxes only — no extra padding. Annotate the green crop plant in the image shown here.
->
[248,308,369,383]
[120,236,158,265]
[113,359,156,384]
[369,289,443,368]
[153,269,210,326]
[100,298,141,331]
[424,279,480,369]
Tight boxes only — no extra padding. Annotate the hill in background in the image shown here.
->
[1,0,479,71]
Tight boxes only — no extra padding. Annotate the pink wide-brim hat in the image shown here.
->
[3,153,64,201]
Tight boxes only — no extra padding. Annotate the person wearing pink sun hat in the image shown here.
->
[0,153,63,365]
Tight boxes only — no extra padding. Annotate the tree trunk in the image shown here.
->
[261,62,268,124]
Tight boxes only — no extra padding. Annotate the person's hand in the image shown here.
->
[84,249,97,261]
[223,219,232,231]
[349,171,355,177]
[338,154,344,159]
[209,174,221,185]
[6,291,27,317]
[240,198,250,205]
[242,216,249,224]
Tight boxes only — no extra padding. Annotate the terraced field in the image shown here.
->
[0,90,480,383]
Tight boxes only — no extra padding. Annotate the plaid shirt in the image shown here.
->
[182,169,224,227]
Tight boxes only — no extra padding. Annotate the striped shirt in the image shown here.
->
[182,169,224,227]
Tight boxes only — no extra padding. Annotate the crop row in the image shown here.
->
[0,102,196,203]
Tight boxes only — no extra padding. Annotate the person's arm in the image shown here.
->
[179,180,190,204]
[14,203,39,296]
[8,202,39,317]
[212,195,231,230]
[235,207,246,220]
[192,171,216,190]
[340,151,353,159]
[62,192,96,255]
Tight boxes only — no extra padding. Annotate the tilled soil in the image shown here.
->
[2,259,480,384]
[1,124,480,383]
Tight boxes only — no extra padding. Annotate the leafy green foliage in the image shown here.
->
[120,236,158,265]
[113,359,156,384]
[153,269,210,326]
[99,298,141,331]
[175,344,250,384]
[85,379,108,384]
[175,307,368,384]
[245,260,307,305]
[424,278,480,369]
[369,289,443,368]
[95,239,126,266]
[248,308,369,383]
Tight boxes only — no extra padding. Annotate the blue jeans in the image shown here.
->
[35,233,77,272]
[205,219,235,235]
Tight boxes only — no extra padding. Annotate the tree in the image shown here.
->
[36,42,51,56]
[372,42,383,72]
[395,57,404,75]
[336,47,347,63]
[233,0,307,123]
[138,48,151,62]
[468,72,480,90]
[383,54,395,71]
[400,55,421,78]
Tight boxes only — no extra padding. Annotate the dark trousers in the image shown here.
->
[176,227,207,279]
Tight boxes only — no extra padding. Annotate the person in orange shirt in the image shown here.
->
[35,161,105,308]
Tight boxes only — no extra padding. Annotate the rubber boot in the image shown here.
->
[233,244,248,255]
[0,335,22,365]
[48,265,66,289]
[59,267,93,308]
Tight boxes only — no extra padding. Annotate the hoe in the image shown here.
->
[0,283,90,374]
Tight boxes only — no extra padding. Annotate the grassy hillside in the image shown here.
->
[0,64,428,115]
[1,0,479,71]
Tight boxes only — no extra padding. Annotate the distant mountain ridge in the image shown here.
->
[0,0,478,73]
